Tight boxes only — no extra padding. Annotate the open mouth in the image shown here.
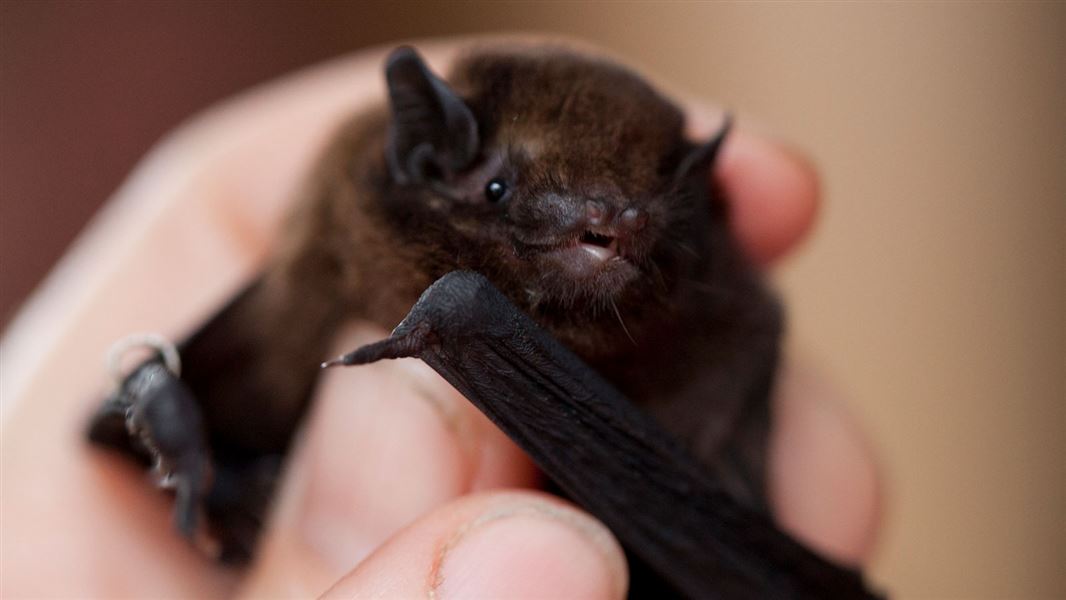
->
[537,227,638,286]
[579,230,619,262]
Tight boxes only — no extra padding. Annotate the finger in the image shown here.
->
[718,131,821,266]
[238,323,539,597]
[318,491,627,600]
[684,108,821,266]
[767,358,883,565]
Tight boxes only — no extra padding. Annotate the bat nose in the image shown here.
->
[584,202,646,232]
[581,201,648,240]
[585,200,608,226]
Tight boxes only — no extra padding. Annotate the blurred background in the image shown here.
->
[2,2,1063,597]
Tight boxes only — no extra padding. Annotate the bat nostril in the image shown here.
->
[586,201,607,225]
[620,207,648,232]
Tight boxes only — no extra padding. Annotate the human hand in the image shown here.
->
[0,39,880,598]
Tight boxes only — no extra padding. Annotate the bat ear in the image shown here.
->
[385,46,479,185]
[673,115,733,183]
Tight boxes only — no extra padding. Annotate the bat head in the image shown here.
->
[379,46,731,349]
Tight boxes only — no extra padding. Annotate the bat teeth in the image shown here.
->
[581,229,616,248]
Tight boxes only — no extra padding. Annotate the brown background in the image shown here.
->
[2,2,1063,597]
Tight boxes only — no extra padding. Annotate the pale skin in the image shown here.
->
[0,40,881,598]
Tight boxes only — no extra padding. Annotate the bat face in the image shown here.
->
[379,47,726,345]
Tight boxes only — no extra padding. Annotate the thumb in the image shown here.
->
[321,490,628,599]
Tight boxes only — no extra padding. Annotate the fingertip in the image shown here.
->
[320,491,628,600]
[432,506,626,599]
[716,131,821,266]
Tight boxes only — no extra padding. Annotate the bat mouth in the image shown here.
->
[579,230,619,262]
[518,226,639,290]
[537,227,636,289]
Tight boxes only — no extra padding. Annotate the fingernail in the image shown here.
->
[433,501,627,600]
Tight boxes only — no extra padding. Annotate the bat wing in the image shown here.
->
[326,271,882,599]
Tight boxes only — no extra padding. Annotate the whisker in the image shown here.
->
[610,298,637,346]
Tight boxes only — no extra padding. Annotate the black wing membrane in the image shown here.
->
[326,271,882,599]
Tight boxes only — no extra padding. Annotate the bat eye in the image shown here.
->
[484,178,509,203]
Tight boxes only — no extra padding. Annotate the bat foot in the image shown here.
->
[88,360,213,544]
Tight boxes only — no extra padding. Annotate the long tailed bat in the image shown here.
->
[88,45,881,597]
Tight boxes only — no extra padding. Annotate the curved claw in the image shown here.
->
[115,361,212,539]
[321,326,429,367]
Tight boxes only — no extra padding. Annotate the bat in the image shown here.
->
[88,44,882,597]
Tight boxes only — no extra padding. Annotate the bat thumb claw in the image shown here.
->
[321,329,428,368]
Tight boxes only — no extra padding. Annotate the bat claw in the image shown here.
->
[322,325,431,368]
[91,360,213,542]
